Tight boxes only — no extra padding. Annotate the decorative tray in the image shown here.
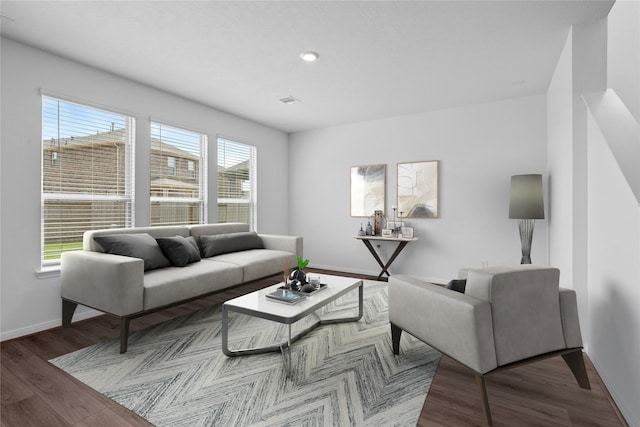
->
[265,288,307,304]
[278,283,328,296]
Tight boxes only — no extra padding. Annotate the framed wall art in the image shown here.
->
[397,160,439,218]
[350,164,386,217]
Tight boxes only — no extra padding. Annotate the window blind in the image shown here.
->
[150,122,207,226]
[217,137,257,230]
[41,96,135,265]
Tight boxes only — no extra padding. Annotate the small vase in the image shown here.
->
[289,269,307,284]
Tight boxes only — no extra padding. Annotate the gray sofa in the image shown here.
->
[61,223,302,353]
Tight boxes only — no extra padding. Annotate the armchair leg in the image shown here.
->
[562,350,591,390]
[390,323,402,355]
[120,317,130,354]
[62,299,77,327]
[475,373,493,427]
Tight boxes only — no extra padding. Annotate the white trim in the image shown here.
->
[35,265,60,279]
[40,89,137,118]
[0,308,103,342]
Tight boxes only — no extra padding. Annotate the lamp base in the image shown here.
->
[518,218,535,264]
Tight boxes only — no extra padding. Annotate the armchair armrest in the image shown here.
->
[389,275,497,374]
[61,251,144,316]
[259,234,303,260]
[559,287,584,348]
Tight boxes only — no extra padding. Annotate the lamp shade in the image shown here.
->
[509,174,544,219]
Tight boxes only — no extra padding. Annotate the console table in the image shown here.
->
[354,235,418,280]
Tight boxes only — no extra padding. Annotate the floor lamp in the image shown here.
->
[509,174,544,264]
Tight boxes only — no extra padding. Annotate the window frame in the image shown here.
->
[150,121,208,226]
[40,95,135,267]
[217,137,257,231]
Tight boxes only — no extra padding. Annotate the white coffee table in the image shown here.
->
[221,274,363,374]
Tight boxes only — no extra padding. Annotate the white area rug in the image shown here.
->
[50,281,440,426]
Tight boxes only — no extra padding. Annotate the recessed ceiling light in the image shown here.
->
[279,96,301,105]
[300,51,319,62]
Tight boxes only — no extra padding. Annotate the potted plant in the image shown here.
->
[289,255,310,284]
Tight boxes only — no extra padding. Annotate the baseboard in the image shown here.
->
[0,308,103,342]
[309,263,449,285]
[587,354,633,427]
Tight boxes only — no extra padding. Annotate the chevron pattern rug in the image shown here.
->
[50,281,440,426]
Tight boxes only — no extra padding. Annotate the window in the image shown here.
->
[150,122,207,226]
[167,156,176,176]
[187,160,195,179]
[217,137,257,230]
[41,96,134,266]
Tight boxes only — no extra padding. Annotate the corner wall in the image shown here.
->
[546,7,640,424]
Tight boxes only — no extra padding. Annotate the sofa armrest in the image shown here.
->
[61,251,144,316]
[389,275,497,374]
[259,234,302,259]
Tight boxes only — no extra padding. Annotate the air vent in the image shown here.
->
[279,96,301,105]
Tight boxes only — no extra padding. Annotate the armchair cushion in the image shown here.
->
[445,279,467,293]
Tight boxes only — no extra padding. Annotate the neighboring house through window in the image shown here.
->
[150,122,207,226]
[217,137,257,230]
[41,95,135,266]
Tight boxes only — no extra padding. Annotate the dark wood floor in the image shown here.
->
[1,270,628,426]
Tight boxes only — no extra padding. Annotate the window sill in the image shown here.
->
[36,266,61,279]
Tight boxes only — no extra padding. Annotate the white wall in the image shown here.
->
[289,95,548,282]
[607,0,640,123]
[547,7,640,425]
[0,38,289,340]
[587,109,640,427]
[547,29,575,290]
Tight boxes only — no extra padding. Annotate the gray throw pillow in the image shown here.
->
[445,279,467,293]
[94,233,171,271]
[199,232,264,258]
[156,236,201,267]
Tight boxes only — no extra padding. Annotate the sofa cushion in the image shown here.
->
[209,249,293,282]
[94,233,171,271]
[143,260,243,309]
[199,232,264,258]
[156,236,201,267]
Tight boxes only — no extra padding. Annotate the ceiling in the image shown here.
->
[0,1,613,134]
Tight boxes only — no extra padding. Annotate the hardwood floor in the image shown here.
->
[1,270,628,426]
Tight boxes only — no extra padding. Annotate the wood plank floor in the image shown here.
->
[1,270,628,426]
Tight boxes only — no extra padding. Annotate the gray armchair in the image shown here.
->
[388,265,590,426]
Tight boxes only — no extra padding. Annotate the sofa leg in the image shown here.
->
[390,323,402,355]
[562,350,591,390]
[475,373,493,426]
[120,317,130,354]
[62,299,77,327]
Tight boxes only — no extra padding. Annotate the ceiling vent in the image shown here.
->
[279,96,301,105]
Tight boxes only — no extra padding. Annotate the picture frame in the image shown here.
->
[381,229,393,237]
[385,221,404,230]
[351,164,386,217]
[401,227,414,239]
[397,160,439,218]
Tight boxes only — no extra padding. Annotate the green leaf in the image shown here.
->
[297,255,310,269]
